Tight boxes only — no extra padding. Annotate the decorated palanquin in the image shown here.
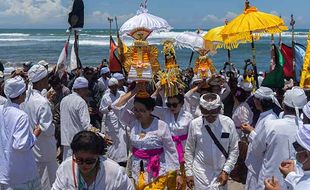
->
[193,49,217,79]
[157,40,185,97]
[163,40,178,70]
[124,28,160,82]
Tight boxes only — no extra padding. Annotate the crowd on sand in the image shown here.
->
[0,59,310,190]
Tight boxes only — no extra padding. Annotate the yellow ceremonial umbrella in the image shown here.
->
[221,0,288,88]
[300,30,310,89]
[203,22,242,62]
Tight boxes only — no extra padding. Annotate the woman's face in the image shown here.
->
[73,151,99,174]
[167,97,182,115]
[133,102,152,120]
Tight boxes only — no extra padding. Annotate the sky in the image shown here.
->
[0,0,309,29]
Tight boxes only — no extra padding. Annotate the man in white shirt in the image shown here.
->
[113,73,128,92]
[256,88,307,190]
[60,77,92,160]
[265,102,310,190]
[0,76,41,189]
[241,87,280,190]
[184,93,239,190]
[100,78,128,166]
[23,64,58,190]
[97,67,110,94]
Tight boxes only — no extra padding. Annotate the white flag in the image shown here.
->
[56,41,69,76]
[70,45,78,71]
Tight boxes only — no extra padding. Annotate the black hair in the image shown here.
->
[49,75,61,86]
[283,104,301,115]
[235,87,250,103]
[260,98,275,111]
[71,131,107,155]
[134,96,156,111]
[167,93,185,104]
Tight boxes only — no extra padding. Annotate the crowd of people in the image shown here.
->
[0,60,310,190]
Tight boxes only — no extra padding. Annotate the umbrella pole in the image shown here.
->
[187,52,194,68]
[251,33,259,89]
[227,49,231,62]
[270,34,275,71]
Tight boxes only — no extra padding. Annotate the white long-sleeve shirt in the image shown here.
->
[116,100,180,184]
[0,95,6,105]
[23,89,56,162]
[152,106,193,161]
[99,90,128,162]
[232,102,253,136]
[245,109,278,190]
[184,115,239,189]
[0,103,38,186]
[52,156,134,190]
[256,115,302,190]
[292,171,310,190]
[60,92,91,146]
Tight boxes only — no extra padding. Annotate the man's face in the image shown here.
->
[109,85,118,95]
[200,107,221,123]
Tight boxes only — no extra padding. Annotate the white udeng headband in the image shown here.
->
[303,102,310,120]
[254,87,282,109]
[199,93,222,110]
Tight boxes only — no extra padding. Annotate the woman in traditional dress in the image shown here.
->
[114,84,182,190]
[52,131,134,190]
[151,89,193,190]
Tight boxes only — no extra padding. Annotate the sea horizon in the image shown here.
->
[0,28,308,73]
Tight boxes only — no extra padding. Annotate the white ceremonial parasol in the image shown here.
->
[175,31,208,52]
[119,5,172,36]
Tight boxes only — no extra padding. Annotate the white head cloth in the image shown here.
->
[100,67,110,75]
[108,78,119,87]
[190,74,203,86]
[303,101,310,120]
[199,93,222,110]
[284,86,307,111]
[239,81,253,92]
[254,86,281,108]
[28,64,48,83]
[72,77,89,89]
[113,73,125,81]
[4,76,26,99]
[296,124,310,151]
[38,60,49,66]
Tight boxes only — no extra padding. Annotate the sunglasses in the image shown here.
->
[202,113,219,117]
[132,107,147,113]
[166,102,179,108]
[73,157,98,165]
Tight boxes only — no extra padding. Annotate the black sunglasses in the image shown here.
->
[73,157,98,165]
[166,102,179,108]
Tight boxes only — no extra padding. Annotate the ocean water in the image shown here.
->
[0,29,308,72]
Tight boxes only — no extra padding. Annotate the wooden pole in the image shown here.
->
[224,19,231,63]
[270,34,275,71]
[251,32,259,89]
[107,17,113,36]
[290,14,296,82]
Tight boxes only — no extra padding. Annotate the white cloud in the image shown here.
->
[87,10,134,27]
[202,11,238,26]
[0,0,68,26]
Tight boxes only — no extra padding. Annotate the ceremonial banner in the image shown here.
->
[300,31,310,89]
[262,44,284,89]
